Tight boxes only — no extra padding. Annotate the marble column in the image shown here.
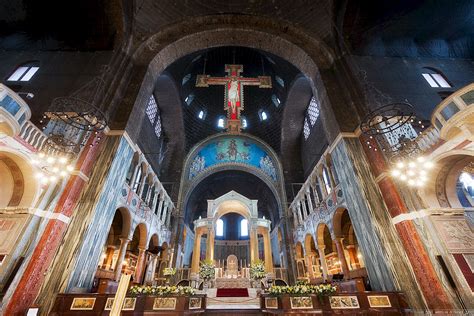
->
[104,245,116,270]
[157,195,164,218]
[296,203,303,224]
[205,227,215,261]
[263,228,273,273]
[292,207,298,228]
[191,232,202,273]
[165,207,172,226]
[135,247,148,283]
[301,197,308,218]
[360,135,453,309]
[346,245,360,269]
[305,254,314,278]
[317,246,329,281]
[305,189,313,213]
[114,238,131,281]
[334,237,350,279]
[250,226,258,262]
[4,133,107,316]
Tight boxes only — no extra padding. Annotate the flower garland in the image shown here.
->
[250,260,266,280]
[129,285,195,296]
[268,284,337,297]
[199,259,215,281]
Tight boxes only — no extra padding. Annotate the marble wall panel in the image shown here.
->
[35,136,133,312]
[331,138,426,309]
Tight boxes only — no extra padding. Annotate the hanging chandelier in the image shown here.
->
[390,156,434,187]
[360,102,434,187]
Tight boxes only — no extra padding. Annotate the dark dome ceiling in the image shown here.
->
[165,46,301,154]
[184,170,280,228]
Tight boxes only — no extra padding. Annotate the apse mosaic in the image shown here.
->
[189,137,277,181]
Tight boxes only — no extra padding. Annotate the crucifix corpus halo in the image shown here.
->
[196,64,272,133]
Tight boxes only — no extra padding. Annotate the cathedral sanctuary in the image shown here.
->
[0,1,473,314]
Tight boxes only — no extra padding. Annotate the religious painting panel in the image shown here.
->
[189,297,202,309]
[153,297,177,310]
[367,295,391,308]
[104,298,114,310]
[329,296,360,309]
[122,297,136,310]
[289,296,313,309]
[188,136,277,181]
[265,297,278,309]
[70,297,95,310]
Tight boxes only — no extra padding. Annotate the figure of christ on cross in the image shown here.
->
[196,64,272,131]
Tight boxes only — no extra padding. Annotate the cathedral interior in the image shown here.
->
[0,1,473,315]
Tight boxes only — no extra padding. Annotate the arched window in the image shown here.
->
[132,166,143,193]
[217,116,225,128]
[198,110,206,120]
[272,95,281,107]
[422,68,451,88]
[240,219,248,237]
[303,97,320,140]
[182,73,192,85]
[259,110,268,121]
[7,62,40,82]
[216,219,224,237]
[146,95,158,124]
[241,116,248,129]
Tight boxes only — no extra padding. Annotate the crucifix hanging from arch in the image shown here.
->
[196,64,272,133]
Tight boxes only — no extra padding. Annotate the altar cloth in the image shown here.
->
[216,288,249,297]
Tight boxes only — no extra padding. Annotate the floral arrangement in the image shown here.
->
[163,267,176,276]
[268,284,337,297]
[199,259,215,280]
[250,260,266,280]
[129,285,195,296]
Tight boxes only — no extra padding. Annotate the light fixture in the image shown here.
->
[390,156,434,187]
[31,151,75,184]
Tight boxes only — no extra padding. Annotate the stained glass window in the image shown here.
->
[303,118,310,140]
[307,97,320,126]
[182,73,192,85]
[275,76,285,87]
[146,95,158,124]
[155,115,162,138]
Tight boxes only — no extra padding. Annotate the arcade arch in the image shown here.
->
[0,151,39,208]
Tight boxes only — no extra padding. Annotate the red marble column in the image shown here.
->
[4,133,105,316]
[360,136,452,310]
[134,247,148,284]
[333,237,350,279]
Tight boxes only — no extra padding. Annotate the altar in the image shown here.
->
[215,277,251,288]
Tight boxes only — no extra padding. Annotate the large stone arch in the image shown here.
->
[0,150,40,208]
[421,150,474,208]
[115,14,344,148]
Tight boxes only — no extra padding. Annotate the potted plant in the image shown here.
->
[199,259,215,290]
[250,260,266,289]
[163,267,176,285]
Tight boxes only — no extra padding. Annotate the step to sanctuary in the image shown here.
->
[205,288,260,310]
